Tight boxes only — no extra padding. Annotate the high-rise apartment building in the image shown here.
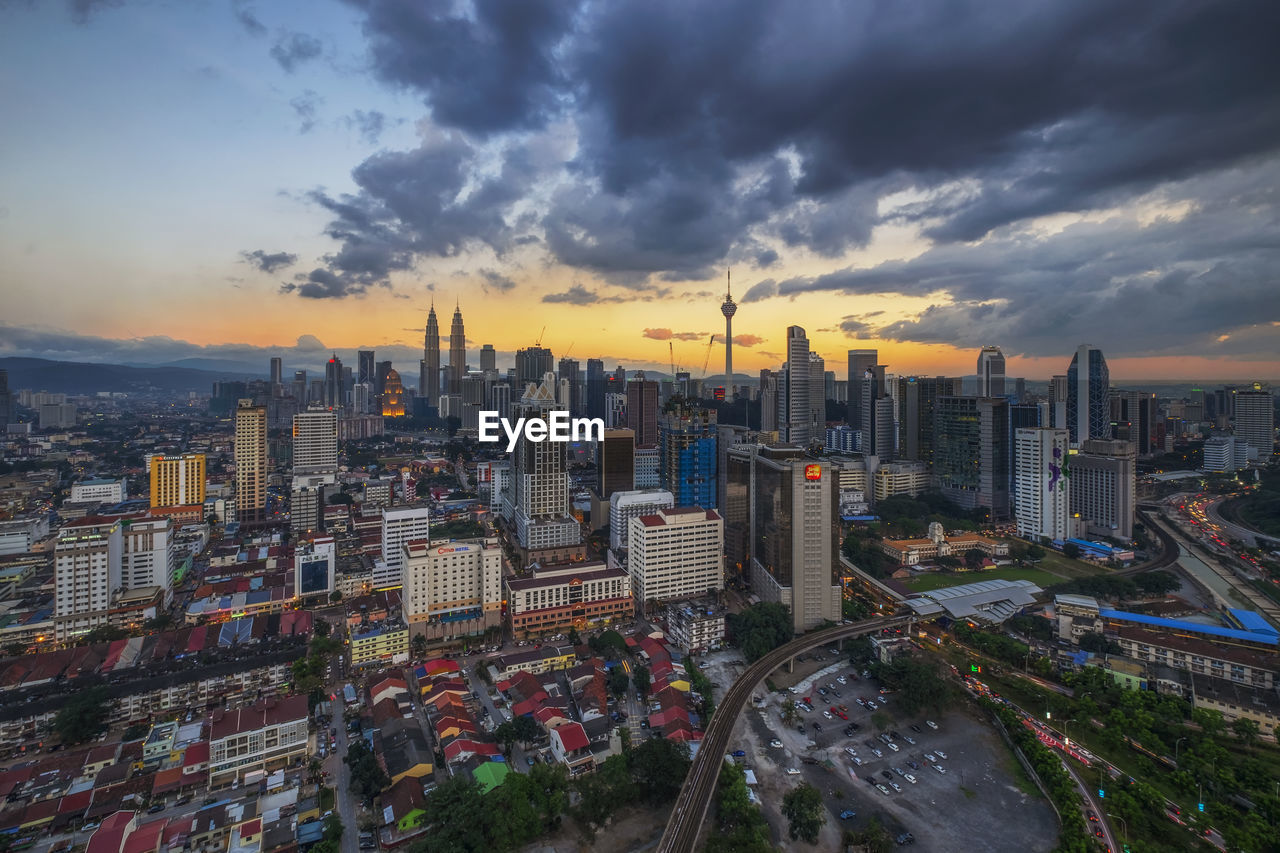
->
[1013,428,1072,543]
[423,304,441,403]
[629,507,724,606]
[1234,387,1275,459]
[779,327,812,446]
[609,489,675,552]
[1066,344,1110,446]
[380,506,431,591]
[508,377,582,556]
[846,348,878,432]
[1109,390,1156,456]
[1050,374,1069,430]
[150,453,206,509]
[808,352,826,440]
[976,346,1006,397]
[897,376,946,465]
[121,514,175,601]
[626,374,660,447]
[1070,438,1136,540]
[448,303,466,394]
[659,404,718,508]
[234,400,267,523]
[748,447,842,632]
[270,357,283,388]
[404,537,503,641]
[0,369,11,426]
[933,396,1010,519]
[480,344,496,373]
[54,516,123,642]
[758,369,778,432]
[292,408,338,487]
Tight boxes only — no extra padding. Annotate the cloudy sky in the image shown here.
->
[2,0,1279,380]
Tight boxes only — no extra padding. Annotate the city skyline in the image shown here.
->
[2,1,1279,381]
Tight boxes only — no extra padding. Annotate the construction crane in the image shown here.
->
[669,342,677,377]
[564,341,575,357]
[701,333,716,378]
[535,326,546,347]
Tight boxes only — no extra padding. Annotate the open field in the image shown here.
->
[903,567,1066,592]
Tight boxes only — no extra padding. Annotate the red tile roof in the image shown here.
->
[553,722,589,752]
[209,694,308,740]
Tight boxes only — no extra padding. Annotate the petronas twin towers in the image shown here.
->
[420,301,466,405]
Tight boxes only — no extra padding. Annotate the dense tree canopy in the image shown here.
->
[781,782,824,843]
[727,602,794,662]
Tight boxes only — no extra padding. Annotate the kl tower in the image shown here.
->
[721,269,737,398]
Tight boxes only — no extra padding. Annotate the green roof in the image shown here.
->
[473,761,510,794]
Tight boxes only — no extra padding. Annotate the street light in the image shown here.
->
[1107,813,1129,842]
[1175,736,1188,765]
[1063,718,1078,747]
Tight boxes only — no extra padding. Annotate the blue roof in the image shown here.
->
[1101,609,1279,646]
[1227,608,1279,637]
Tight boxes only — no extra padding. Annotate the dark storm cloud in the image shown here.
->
[348,0,580,135]
[271,31,323,73]
[240,249,298,273]
[278,0,1280,358]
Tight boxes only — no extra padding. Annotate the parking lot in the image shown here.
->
[703,651,1059,851]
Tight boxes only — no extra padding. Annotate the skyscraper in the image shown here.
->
[54,516,123,642]
[597,428,636,500]
[324,353,343,408]
[269,357,283,387]
[976,346,1006,397]
[423,303,441,404]
[808,351,826,440]
[381,506,431,591]
[626,373,660,447]
[1234,386,1275,459]
[449,302,466,393]
[933,396,1010,519]
[558,357,581,415]
[480,344,496,373]
[516,346,554,390]
[0,369,11,427]
[658,403,718,508]
[586,358,606,420]
[381,368,406,416]
[234,400,267,523]
[846,348,878,430]
[721,270,737,395]
[292,370,307,405]
[779,326,812,446]
[1050,374,1068,430]
[748,446,842,632]
[509,376,581,555]
[1014,428,1071,543]
[292,408,338,487]
[1071,438,1136,540]
[358,350,375,386]
[758,369,778,432]
[897,376,946,465]
[1066,344,1110,446]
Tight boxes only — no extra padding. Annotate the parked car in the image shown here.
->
[935,749,947,759]
[785,768,801,775]
[769,739,783,748]
[926,720,939,730]
[732,750,746,757]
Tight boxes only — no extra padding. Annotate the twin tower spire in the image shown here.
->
[421,299,465,403]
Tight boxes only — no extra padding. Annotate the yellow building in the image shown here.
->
[235,401,267,520]
[350,620,410,669]
[150,453,207,508]
[381,369,406,416]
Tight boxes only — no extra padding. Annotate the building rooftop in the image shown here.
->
[1101,610,1279,647]
[905,579,1042,624]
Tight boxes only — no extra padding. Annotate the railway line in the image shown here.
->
[656,613,913,853]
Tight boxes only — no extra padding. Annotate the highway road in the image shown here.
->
[656,614,912,853]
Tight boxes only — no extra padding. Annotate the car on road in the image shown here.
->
[526,756,535,766]
[785,768,801,775]
[769,739,783,748]
[926,720,939,730]
[839,809,856,820]
[147,803,165,814]
[1087,811,1099,822]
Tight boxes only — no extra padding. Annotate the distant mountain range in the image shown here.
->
[0,357,262,395]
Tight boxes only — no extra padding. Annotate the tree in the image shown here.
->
[1063,542,1083,559]
[329,590,343,603]
[3,642,26,658]
[726,602,793,662]
[412,777,488,853]
[78,624,128,645]
[1027,544,1046,560]
[567,626,581,646]
[411,633,427,655]
[781,782,824,843]
[53,685,111,743]
[1231,717,1260,746]
[608,666,630,698]
[322,813,344,843]
[629,737,691,805]
[512,713,541,744]
[494,721,517,756]
[344,739,389,803]
[143,613,173,632]
[849,815,893,853]
[633,665,651,698]
[963,548,985,570]
[781,698,798,725]
[314,618,331,638]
